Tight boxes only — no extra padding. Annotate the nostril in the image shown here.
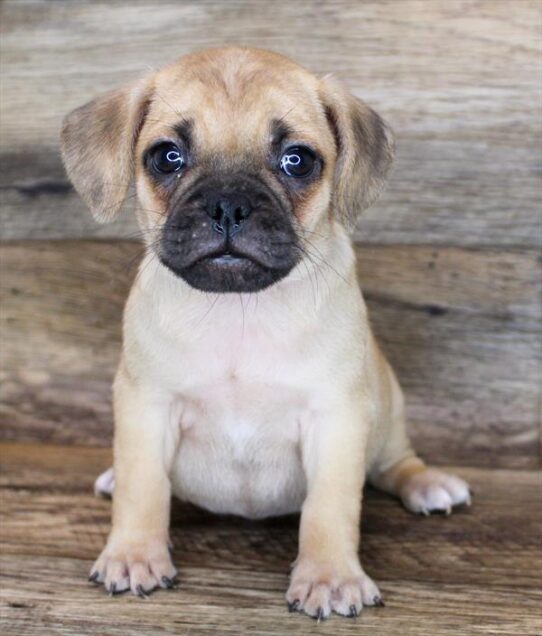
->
[233,206,245,225]
[211,202,223,221]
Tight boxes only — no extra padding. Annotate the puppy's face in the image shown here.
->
[136,51,333,292]
[61,48,394,293]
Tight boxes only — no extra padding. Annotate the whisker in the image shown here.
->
[130,248,160,289]
[302,237,351,287]
[197,292,221,325]
[238,293,246,341]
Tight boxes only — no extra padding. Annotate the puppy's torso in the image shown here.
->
[123,239,383,519]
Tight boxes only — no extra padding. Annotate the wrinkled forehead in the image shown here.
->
[140,55,331,155]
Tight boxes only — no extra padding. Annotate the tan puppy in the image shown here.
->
[61,47,470,620]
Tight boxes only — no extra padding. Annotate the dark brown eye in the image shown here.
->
[150,143,184,174]
[279,146,315,178]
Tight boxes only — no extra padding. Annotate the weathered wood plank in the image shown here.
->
[0,443,540,589]
[0,241,134,446]
[0,443,541,635]
[2,554,541,636]
[1,241,540,467]
[1,0,541,246]
[358,245,542,469]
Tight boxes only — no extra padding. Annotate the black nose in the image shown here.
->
[206,194,252,236]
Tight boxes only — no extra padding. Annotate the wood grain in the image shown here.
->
[1,0,541,247]
[1,442,541,636]
[1,241,540,468]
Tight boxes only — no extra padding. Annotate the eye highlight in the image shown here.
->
[149,142,185,174]
[279,146,316,178]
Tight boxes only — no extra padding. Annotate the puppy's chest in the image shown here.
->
[162,310,317,406]
[166,326,313,517]
[176,333,310,453]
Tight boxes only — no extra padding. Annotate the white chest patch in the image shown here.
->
[171,378,308,518]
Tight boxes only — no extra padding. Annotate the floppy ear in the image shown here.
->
[60,77,153,222]
[319,78,395,230]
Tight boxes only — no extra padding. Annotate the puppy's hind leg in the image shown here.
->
[94,467,115,498]
[369,364,471,515]
[371,456,471,516]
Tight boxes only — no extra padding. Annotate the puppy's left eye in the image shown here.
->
[150,143,185,174]
[279,146,315,178]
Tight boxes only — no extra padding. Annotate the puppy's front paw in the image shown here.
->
[400,468,471,515]
[286,558,382,620]
[89,534,177,597]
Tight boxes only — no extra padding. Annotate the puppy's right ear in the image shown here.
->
[60,77,153,222]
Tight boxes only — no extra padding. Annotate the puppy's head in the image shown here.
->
[61,47,394,293]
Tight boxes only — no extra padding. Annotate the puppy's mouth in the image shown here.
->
[159,243,295,294]
[210,253,241,263]
[208,253,248,265]
[194,246,265,269]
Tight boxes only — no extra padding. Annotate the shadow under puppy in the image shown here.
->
[61,47,471,620]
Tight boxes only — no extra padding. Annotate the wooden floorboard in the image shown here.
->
[2,242,540,469]
[1,443,541,635]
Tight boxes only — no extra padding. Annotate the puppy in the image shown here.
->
[61,47,471,619]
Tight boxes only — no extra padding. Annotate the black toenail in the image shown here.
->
[348,604,358,617]
[136,584,149,599]
[287,599,300,612]
[374,595,385,607]
[315,607,325,621]
[88,572,99,584]
[161,576,176,589]
[108,582,117,596]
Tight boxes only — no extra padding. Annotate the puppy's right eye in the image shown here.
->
[150,143,185,174]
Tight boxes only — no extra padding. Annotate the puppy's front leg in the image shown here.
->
[287,395,382,620]
[90,366,178,596]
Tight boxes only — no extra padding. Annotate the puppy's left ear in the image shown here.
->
[60,77,153,222]
[319,78,395,230]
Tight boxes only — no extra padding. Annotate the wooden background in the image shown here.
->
[1,3,542,636]
[1,0,541,470]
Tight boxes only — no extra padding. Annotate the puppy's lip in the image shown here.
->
[209,253,247,265]
[196,247,264,268]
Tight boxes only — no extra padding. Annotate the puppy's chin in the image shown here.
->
[159,253,294,293]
